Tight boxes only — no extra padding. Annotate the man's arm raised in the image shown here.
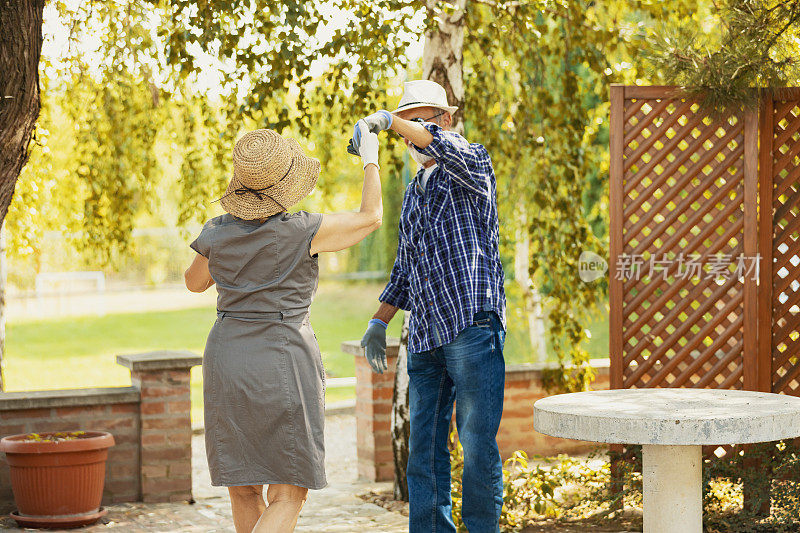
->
[391,115,490,197]
[389,115,434,148]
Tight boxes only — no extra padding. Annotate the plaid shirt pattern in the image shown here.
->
[379,122,507,353]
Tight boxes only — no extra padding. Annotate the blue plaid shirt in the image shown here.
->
[379,122,507,353]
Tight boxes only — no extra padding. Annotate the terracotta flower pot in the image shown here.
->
[0,430,115,529]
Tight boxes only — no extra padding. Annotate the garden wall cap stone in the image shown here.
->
[534,388,800,446]
[341,338,400,357]
[0,387,139,411]
[116,350,202,372]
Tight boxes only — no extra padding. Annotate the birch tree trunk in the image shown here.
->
[391,0,468,501]
[514,205,548,362]
[391,313,410,500]
[421,0,467,135]
[0,0,46,224]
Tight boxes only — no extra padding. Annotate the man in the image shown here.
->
[358,80,507,533]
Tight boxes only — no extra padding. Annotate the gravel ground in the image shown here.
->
[191,412,408,532]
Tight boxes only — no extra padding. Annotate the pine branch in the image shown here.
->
[763,1,800,50]
[765,0,798,15]
[649,0,800,117]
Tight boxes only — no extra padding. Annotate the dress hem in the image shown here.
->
[210,478,329,490]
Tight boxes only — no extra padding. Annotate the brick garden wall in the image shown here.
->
[354,347,398,481]
[498,362,610,459]
[0,340,610,507]
[0,351,200,513]
[344,339,610,482]
[0,388,141,509]
[123,353,196,504]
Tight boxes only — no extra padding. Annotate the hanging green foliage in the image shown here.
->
[9,0,743,381]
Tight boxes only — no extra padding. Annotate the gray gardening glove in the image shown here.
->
[361,110,393,134]
[361,318,388,374]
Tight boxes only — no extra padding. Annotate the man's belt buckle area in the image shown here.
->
[473,310,494,327]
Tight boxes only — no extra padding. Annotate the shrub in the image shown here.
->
[448,431,800,532]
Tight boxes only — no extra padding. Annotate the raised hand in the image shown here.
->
[361,110,393,134]
[352,120,379,169]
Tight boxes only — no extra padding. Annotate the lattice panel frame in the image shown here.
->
[765,92,800,395]
[610,86,758,393]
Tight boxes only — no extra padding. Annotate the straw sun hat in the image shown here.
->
[215,129,321,220]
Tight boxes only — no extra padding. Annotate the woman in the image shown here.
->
[184,123,381,533]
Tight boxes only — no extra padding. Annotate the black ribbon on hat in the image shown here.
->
[232,184,285,209]
[213,157,295,210]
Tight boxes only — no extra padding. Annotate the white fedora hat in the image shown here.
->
[391,80,458,115]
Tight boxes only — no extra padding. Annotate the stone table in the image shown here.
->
[533,388,800,533]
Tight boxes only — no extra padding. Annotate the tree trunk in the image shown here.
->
[514,205,548,362]
[391,0,467,501]
[0,223,6,392]
[0,0,45,225]
[422,0,467,135]
[0,0,45,392]
[391,313,410,500]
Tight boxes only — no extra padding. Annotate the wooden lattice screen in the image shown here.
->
[610,84,800,399]
[760,88,800,396]
[609,85,759,392]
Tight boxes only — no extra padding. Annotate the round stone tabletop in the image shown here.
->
[533,388,800,445]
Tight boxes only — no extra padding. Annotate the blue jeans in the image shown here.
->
[406,310,506,533]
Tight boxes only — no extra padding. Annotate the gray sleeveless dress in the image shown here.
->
[190,210,327,489]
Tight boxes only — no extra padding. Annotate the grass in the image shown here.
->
[4,281,610,426]
[546,307,611,364]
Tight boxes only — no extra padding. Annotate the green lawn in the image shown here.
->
[4,281,610,426]
[546,308,611,363]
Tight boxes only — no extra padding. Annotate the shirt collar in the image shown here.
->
[413,163,438,193]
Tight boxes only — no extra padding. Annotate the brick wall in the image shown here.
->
[344,338,610,482]
[0,351,200,512]
[0,388,141,509]
[498,362,610,459]
[354,345,399,481]
[122,353,197,504]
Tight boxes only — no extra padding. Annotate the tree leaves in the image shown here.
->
[11,0,732,381]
